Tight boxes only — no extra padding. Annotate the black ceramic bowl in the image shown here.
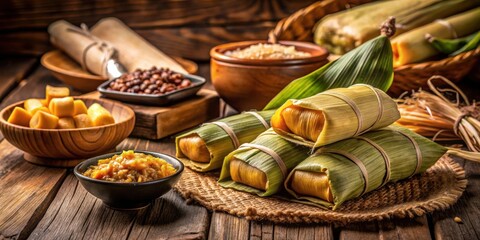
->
[74,151,184,210]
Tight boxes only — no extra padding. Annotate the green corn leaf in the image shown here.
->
[428,32,477,55]
[450,31,480,56]
[263,35,394,110]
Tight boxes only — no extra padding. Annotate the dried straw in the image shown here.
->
[396,75,480,152]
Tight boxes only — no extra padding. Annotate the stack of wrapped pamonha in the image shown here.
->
[212,84,452,210]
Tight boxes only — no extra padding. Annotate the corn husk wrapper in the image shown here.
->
[264,28,394,110]
[271,84,400,148]
[285,126,447,210]
[176,110,275,172]
[392,7,480,66]
[218,129,310,197]
[314,0,479,55]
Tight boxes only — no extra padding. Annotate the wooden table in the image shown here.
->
[0,56,479,240]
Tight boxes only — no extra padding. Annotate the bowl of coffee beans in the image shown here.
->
[97,67,206,106]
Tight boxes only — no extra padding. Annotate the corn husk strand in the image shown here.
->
[218,129,310,197]
[271,84,400,148]
[396,76,480,153]
[396,105,460,141]
[285,126,447,210]
[176,110,275,172]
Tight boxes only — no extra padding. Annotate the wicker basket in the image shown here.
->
[268,0,480,96]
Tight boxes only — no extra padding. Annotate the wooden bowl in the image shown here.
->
[0,97,135,167]
[210,40,328,111]
[41,50,199,92]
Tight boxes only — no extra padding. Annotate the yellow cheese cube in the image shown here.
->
[30,106,50,115]
[40,99,49,107]
[87,103,115,126]
[30,111,59,129]
[7,107,32,127]
[24,99,44,114]
[49,97,75,118]
[73,114,93,128]
[57,117,76,129]
[46,85,70,104]
[73,100,88,115]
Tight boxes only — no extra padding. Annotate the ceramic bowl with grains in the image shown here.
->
[210,40,329,111]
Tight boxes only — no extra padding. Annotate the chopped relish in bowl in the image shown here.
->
[83,150,176,182]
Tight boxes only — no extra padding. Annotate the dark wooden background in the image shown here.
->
[0,0,318,60]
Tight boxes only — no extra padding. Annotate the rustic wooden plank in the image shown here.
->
[0,140,25,179]
[127,191,210,240]
[339,221,379,240]
[377,217,431,240]
[135,21,276,61]
[0,22,276,60]
[258,223,334,240]
[0,150,67,240]
[250,222,274,240]
[339,217,431,240]
[0,57,36,102]
[209,212,250,239]
[28,138,210,240]
[432,158,480,240]
[0,0,316,30]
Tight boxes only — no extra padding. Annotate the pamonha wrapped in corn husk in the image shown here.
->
[176,110,274,172]
[313,0,479,55]
[284,126,447,209]
[271,84,400,148]
[392,7,480,66]
[218,129,310,196]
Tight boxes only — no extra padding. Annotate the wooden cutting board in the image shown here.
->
[83,89,220,139]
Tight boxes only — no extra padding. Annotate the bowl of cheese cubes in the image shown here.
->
[0,85,135,167]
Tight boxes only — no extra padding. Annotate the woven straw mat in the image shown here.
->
[174,156,467,224]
